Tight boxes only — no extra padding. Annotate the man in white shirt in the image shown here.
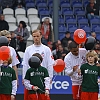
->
[64,41,87,100]
[22,29,54,100]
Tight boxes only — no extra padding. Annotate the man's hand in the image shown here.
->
[73,65,79,72]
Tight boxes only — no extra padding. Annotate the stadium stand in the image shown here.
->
[1,0,100,43]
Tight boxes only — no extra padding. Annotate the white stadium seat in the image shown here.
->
[27,8,38,18]
[3,8,14,16]
[15,8,26,17]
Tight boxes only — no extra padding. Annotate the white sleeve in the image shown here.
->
[44,77,51,90]
[24,79,33,90]
[64,56,74,76]
[11,48,20,66]
[11,80,17,95]
[22,48,30,79]
[46,48,54,79]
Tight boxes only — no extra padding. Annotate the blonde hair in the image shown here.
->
[0,30,11,36]
[8,56,12,65]
[32,29,42,35]
[86,50,98,63]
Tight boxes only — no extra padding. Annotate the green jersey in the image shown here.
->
[25,66,49,94]
[0,66,16,94]
[80,63,100,92]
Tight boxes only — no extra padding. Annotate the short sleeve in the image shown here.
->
[24,69,30,80]
[12,69,17,81]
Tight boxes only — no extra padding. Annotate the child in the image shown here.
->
[24,53,51,100]
[78,50,100,100]
[0,56,17,100]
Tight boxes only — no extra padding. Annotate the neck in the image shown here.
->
[88,62,95,65]
[34,43,42,46]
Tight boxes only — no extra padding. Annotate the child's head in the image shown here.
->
[86,50,98,64]
[32,53,43,63]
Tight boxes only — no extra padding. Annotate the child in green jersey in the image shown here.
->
[0,56,17,100]
[78,50,100,100]
[24,53,51,100]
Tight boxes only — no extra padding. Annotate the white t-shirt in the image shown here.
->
[8,46,20,67]
[22,44,54,79]
[64,48,87,85]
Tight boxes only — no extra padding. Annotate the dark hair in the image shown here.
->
[19,21,27,28]
[32,53,43,62]
[65,31,70,34]
[68,41,78,50]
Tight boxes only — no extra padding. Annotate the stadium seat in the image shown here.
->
[59,26,67,34]
[68,26,77,34]
[3,8,14,16]
[9,25,17,32]
[27,8,38,18]
[93,26,100,34]
[5,17,16,26]
[39,10,50,19]
[15,8,26,17]
[36,2,47,9]
[81,26,91,36]
[29,17,40,26]
[17,17,28,25]
[26,3,35,9]
[63,9,74,20]
[78,18,89,28]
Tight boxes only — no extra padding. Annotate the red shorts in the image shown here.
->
[72,85,81,100]
[81,92,98,100]
[24,88,50,100]
[24,88,29,100]
[28,94,50,100]
[0,94,11,100]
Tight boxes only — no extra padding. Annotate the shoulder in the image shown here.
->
[40,66,48,71]
[79,48,87,54]
[8,46,16,53]
[64,52,71,59]
[25,45,33,51]
[42,44,51,51]
[8,67,15,72]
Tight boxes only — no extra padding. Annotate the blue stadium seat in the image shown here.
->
[61,2,70,11]
[25,0,35,3]
[63,9,74,20]
[36,3,47,9]
[75,10,86,16]
[66,18,77,29]
[68,26,77,34]
[59,26,67,34]
[59,33,65,40]
[93,26,100,34]
[39,10,50,19]
[26,3,35,9]
[81,26,91,36]
[78,18,89,27]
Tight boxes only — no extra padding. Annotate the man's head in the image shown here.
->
[0,14,5,21]
[91,32,96,38]
[90,0,95,3]
[32,29,42,45]
[65,31,71,38]
[44,18,50,25]
[68,41,79,56]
